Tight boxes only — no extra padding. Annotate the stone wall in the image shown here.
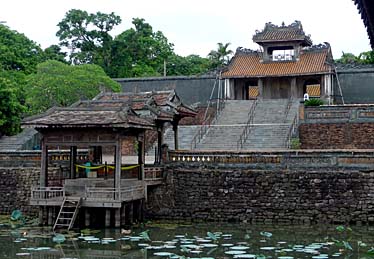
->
[147,164,374,224]
[0,167,39,216]
[115,75,217,106]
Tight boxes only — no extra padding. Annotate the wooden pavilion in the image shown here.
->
[22,90,196,229]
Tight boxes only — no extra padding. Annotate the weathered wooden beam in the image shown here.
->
[40,138,48,187]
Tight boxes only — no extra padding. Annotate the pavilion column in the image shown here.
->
[172,120,179,150]
[40,137,48,187]
[115,139,122,200]
[258,78,264,99]
[138,133,145,180]
[290,77,297,99]
[156,123,164,163]
[69,146,77,179]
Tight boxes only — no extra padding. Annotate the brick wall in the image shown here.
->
[299,122,374,149]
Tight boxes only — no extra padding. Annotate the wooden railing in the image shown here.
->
[191,99,225,149]
[284,114,299,148]
[85,186,144,202]
[236,100,257,149]
[85,187,120,201]
[31,187,65,200]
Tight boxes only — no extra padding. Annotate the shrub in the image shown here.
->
[304,98,324,106]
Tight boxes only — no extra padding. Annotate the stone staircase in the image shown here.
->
[195,99,299,150]
[195,100,253,150]
[147,99,300,153]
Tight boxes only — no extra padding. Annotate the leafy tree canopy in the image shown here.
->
[0,24,45,74]
[208,42,233,69]
[56,9,121,65]
[110,18,174,77]
[0,77,25,136]
[25,60,121,115]
[335,50,374,64]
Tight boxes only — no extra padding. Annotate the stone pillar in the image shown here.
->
[121,204,126,226]
[114,208,121,228]
[40,137,48,187]
[47,207,53,226]
[105,209,111,227]
[85,209,90,227]
[127,203,133,224]
[290,77,297,99]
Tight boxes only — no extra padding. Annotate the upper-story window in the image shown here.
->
[271,49,295,61]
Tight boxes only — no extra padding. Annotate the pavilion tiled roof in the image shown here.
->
[222,45,333,78]
[354,0,374,48]
[253,21,312,45]
[22,107,154,129]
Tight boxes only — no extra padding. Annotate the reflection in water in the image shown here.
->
[1,223,374,259]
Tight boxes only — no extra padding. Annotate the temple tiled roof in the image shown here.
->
[354,0,374,48]
[222,45,333,78]
[253,21,312,45]
[22,107,154,129]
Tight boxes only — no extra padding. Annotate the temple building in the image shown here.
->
[222,21,335,103]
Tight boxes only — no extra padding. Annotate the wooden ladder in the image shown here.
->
[53,197,81,231]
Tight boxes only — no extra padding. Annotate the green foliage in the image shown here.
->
[208,42,233,69]
[111,18,174,78]
[56,9,121,66]
[304,98,324,106]
[167,54,211,75]
[43,45,67,63]
[336,50,374,64]
[0,78,25,136]
[25,60,120,115]
[290,138,300,149]
[0,24,45,74]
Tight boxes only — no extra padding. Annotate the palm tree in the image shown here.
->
[208,42,233,68]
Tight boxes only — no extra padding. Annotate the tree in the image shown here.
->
[44,45,67,63]
[25,60,121,115]
[0,24,45,74]
[335,52,359,64]
[0,77,25,136]
[208,42,233,68]
[335,51,374,64]
[166,54,211,75]
[56,9,121,67]
[109,18,174,77]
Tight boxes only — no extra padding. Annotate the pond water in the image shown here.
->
[1,222,374,259]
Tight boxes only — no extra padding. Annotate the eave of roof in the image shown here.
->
[222,47,333,78]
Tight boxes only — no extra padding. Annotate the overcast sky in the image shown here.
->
[0,0,370,59]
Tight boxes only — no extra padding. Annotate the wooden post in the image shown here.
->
[138,133,145,180]
[156,125,162,164]
[115,141,121,200]
[105,209,111,227]
[40,137,48,187]
[70,146,77,179]
[173,121,179,150]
